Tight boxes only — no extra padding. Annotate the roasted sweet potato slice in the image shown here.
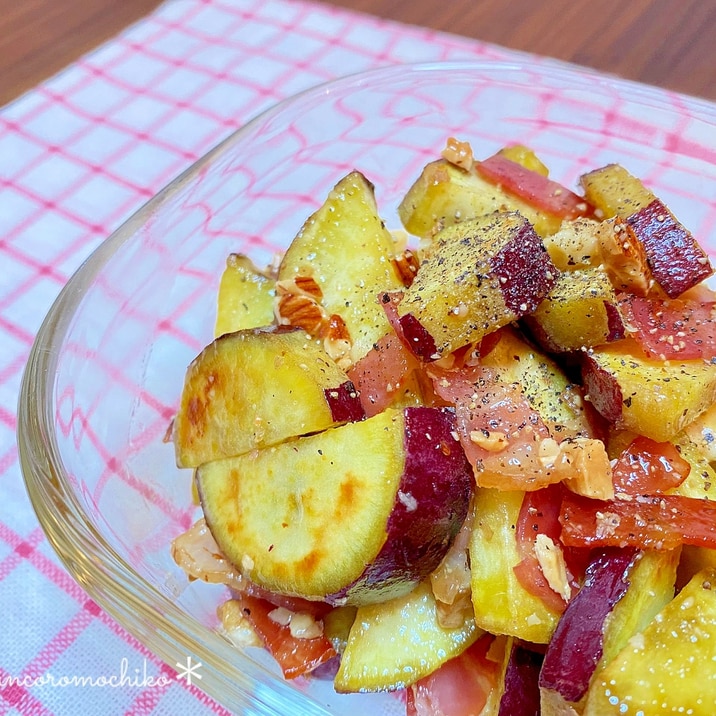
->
[334,580,479,692]
[173,327,363,467]
[580,164,713,297]
[277,171,403,363]
[197,407,473,605]
[583,568,716,715]
[470,488,562,644]
[580,163,657,219]
[539,548,678,710]
[626,198,713,298]
[398,151,587,240]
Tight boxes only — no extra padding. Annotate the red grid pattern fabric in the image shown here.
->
[2,0,716,715]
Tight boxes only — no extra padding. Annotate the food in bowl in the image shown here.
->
[169,135,716,714]
[16,61,716,716]
[172,139,716,714]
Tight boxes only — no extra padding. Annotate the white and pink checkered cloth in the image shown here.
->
[2,1,715,714]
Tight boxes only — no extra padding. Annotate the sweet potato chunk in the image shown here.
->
[470,488,561,644]
[539,548,678,710]
[497,641,543,716]
[583,568,716,715]
[627,198,713,298]
[498,143,549,175]
[397,212,558,360]
[541,218,604,271]
[683,402,716,463]
[580,164,712,297]
[334,580,479,692]
[582,340,716,442]
[580,163,656,219]
[197,407,473,605]
[398,159,566,239]
[526,268,625,352]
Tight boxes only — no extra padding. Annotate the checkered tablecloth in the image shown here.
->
[2,1,715,714]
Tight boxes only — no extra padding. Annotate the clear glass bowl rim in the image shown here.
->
[16,59,716,715]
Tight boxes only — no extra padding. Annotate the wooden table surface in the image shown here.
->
[1,0,715,107]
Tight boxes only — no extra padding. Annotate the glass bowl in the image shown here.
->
[17,61,716,715]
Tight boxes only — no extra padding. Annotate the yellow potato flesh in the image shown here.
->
[587,342,716,442]
[173,328,352,467]
[398,159,563,239]
[335,580,479,692]
[214,253,275,337]
[470,488,560,644]
[584,568,716,715]
[196,409,404,599]
[278,171,403,363]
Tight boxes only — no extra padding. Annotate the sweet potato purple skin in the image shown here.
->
[498,643,543,716]
[398,313,439,361]
[538,547,639,703]
[324,380,365,423]
[627,198,713,298]
[326,407,474,605]
[580,352,624,423]
[491,221,558,315]
[604,301,626,341]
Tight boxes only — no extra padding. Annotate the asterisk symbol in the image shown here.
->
[175,655,203,686]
